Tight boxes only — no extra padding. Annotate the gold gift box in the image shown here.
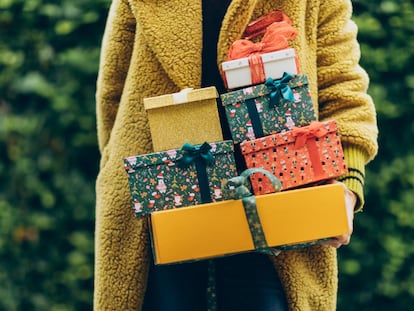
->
[144,87,223,152]
[150,183,350,264]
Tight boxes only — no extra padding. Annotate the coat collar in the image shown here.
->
[135,0,258,89]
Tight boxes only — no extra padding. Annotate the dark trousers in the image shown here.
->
[143,252,288,311]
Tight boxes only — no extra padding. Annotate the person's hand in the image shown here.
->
[321,180,357,249]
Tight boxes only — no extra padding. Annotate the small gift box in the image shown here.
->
[220,73,316,144]
[221,12,299,90]
[222,48,298,90]
[124,140,238,216]
[240,120,348,194]
[144,87,223,152]
[150,176,350,265]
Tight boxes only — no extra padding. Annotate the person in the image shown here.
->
[94,0,378,310]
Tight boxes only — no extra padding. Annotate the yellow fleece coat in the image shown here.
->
[95,0,378,310]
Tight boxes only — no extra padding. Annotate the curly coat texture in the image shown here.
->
[95,0,378,310]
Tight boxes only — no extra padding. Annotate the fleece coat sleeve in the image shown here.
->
[315,0,378,210]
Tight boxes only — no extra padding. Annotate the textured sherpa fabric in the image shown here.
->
[95,0,378,310]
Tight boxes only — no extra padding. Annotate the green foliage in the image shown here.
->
[337,0,414,310]
[0,0,110,310]
[1,0,414,310]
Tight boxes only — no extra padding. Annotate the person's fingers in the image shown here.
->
[321,235,351,249]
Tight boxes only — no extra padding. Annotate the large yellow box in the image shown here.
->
[150,183,350,264]
[144,87,223,152]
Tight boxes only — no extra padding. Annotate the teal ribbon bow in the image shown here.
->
[265,72,294,108]
[177,142,215,169]
[223,168,282,255]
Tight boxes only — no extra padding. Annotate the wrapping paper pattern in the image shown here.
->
[240,120,348,194]
[221,74,316,143]
[124,141,237,216]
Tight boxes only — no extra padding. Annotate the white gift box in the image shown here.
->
[222,48,298,90]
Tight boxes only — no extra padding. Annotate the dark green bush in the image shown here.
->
[0,1,110,310]
[1,0,413,310]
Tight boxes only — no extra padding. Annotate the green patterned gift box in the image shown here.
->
[220,73,317,144]
[123,140,238,216]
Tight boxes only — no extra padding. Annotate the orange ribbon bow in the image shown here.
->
[292,122,329,179]
[242,10,292,40]
[292,122,329,149]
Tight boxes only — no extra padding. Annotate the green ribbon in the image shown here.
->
[265,72,294,108]
[177,142,215,203]
[177,142,215,169]
[223,168,282,255]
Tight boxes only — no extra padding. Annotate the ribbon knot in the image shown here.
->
[265,73,294,107]
[177,142,215,169]
[223,168,282,256]
[291,122,329,149]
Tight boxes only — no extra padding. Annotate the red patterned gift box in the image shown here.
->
[240,120,348,194]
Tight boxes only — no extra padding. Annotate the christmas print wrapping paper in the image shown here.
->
[220,73,316,144]
[124,140,238,216]
[240,120,348,194]
[144,87,223,152]
[150,183,350,264]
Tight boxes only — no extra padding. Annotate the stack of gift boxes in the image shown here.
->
[124,11,351,265]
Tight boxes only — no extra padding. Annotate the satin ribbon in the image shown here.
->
[223,168,282,255]
[292,122,329,180]
[177,142,215,169]
[177,142,215,203]
[242,10,293,40]
[264,73,294,107]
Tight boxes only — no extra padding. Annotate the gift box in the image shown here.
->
[222,14,299,90]
[150,183,350,265]
[144,87,223,152]
[240,120,348,194]
[124,140,238,216]
[222,48,298,90]
[220,73,316,144]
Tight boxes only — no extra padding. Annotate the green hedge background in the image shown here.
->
[1,0,413,310]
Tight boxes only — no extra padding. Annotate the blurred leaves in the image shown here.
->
[1,0,414,310]
[0,0,110,310]
[338,1,414,310]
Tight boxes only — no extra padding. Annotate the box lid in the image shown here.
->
[221,57,250,71]
[124,140,234,171]
[220,73,309,106]
[144,87,218,110]
[222,48,296,71]
[261,48,296,63]
[240,120,338,154]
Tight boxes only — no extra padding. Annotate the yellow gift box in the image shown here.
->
[144,87,223,152]
[150,183,350,264]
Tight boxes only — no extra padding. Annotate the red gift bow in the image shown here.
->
[292,122,330,180]
[292,122,329,149]
[226,14,298,86]
[242,10,292,40]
